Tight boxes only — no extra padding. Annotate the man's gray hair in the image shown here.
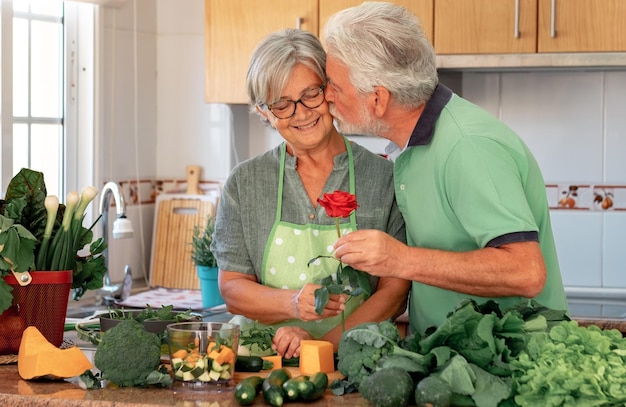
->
[323,1,438,107]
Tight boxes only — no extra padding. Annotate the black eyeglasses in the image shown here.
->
[265,85,325,119]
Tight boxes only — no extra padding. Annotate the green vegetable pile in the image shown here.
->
[332,298,571,407]
[511,320,626,407]
[104,304,196,323]
[80,319,172,388]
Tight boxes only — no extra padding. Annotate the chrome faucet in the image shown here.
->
[97,181,134,305]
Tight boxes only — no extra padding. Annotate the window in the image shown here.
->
[12,0,64,195]
[1,0,94,198]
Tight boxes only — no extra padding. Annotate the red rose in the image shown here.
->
[317,190,358,218]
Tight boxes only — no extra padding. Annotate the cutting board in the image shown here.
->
[149,167,218,290]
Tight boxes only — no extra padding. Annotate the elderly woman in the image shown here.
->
[210,28,409,358]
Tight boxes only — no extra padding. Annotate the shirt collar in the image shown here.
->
[407,83,453,147]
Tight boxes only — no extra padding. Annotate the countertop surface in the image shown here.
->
[0,363,367,407]
[0,309,368,407]
[2,316,625,407]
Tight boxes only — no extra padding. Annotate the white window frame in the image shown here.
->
[0,0,95,201]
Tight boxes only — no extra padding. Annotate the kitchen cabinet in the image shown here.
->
[204,0,318,104]
[204,0,433,104]
[435,0,626,55]
[318,0,433,44]
[537,0,626,53]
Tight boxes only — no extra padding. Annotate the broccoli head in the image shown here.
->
[337,321,399,386]
[94,319,168,387]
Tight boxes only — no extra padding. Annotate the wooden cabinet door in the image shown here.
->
[538,0,626,52]
[205,0,318,104]
[319,0,434,44]
[434,0,537,54]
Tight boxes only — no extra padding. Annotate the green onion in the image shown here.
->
[35,195,59,270]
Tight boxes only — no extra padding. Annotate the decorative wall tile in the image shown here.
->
[553,184,592,210]
[104,179,222,206]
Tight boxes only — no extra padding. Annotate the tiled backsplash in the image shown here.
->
[548,184,626,212]
[107,178,223,206]
[462,70,626,319]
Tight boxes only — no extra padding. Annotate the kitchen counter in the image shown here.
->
[0,310,368,407]
[573,317,626,335]
[2,316,624,407]
[0,363,368,407]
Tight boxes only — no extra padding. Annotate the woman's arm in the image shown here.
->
[219,270,346,324]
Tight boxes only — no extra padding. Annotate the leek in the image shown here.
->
[35,195,59,270]
[49,191,78,271]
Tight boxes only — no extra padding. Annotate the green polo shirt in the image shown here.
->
[396,85,568,333]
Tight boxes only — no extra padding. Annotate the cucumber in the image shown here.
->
[234,376,263,406]
[197,371,212,382]
[211,359,224,372]
[301,371,328,401]
[235,355,265,372]
[281,375,309,402]
[170,357,184,371]
[262,368,291,406]
[208,369,222,381]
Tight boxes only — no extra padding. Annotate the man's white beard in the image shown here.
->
[330,103,389,138]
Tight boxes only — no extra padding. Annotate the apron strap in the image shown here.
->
[276,138,357,228]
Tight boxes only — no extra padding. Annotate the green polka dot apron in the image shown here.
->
[230,137,364,340]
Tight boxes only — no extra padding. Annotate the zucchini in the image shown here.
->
[234,375,263,406]
[262,368,291,407]
[281,375,309,402]
[301,371,328,401]
[281,356,300,367]
[235,355,265,372]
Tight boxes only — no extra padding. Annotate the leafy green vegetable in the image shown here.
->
[239,323,276,355]
[337,320,430,388]
[0,168,106,312]
[511,320,626,407]
[105,305,196,323]
[334,299,569,407]
[416,299,556,376]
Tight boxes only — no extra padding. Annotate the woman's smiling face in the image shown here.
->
[261,64,334,153]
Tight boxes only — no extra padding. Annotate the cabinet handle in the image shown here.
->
[296,17,302,30]
[550,0,556,38]
[514,0,520,38]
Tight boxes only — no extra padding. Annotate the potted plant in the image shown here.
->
[0,168,106,354]
[190,215,223,309]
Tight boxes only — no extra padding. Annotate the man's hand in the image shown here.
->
[272,326,312,358]
[334,230,405,278]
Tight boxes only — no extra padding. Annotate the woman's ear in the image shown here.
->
[371,86,390,117]
[256,104,269,120]
[256,105,275,127]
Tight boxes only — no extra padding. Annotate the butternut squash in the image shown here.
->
[18,326,93,380]
[299,340,335,375]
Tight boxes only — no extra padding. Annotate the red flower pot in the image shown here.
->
[1,270,72,355]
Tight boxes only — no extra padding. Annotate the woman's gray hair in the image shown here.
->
[247,28,327,122]
[323,1,438,108]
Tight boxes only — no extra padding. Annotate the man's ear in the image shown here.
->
[370,86,390,117]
